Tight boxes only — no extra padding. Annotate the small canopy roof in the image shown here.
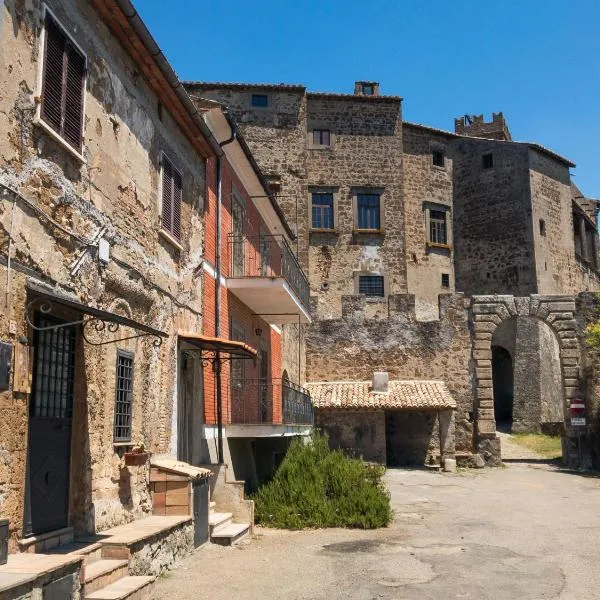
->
[178,332,257,359]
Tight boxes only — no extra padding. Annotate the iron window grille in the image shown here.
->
[31,315,76,419]
[482,153,494,169]
[357,194,381,230]
[359,275,385,297]
[312,129,330,146]
[114,350,134,442]
[432,150,445,167]
[161,155,183,240]
[251,94,269,107]
[230,321,246,388]
[311,193,334,229]
[441,273,450,288]
[41,12,86,150]
[429,209,448,245]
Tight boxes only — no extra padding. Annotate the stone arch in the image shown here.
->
[471,295,580,464]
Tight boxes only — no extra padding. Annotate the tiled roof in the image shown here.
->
[306,380,456,411]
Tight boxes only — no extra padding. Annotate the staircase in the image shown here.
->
[209,501,250,546]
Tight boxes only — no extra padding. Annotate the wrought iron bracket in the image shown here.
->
[25,297,163,347]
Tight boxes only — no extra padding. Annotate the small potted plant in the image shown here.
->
[124,442,149,467]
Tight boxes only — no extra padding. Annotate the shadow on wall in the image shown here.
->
[385,411,437,467]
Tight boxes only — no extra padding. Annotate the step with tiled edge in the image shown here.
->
[84,575,154,600]
[211,522,250,546]
[208,511,232,533]
[83,559,130,596]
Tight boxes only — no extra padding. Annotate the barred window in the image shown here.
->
[41,12,86,150]
[429,209,448,245]
[311,193,334,229]
[114,350,134,442]
[359,275,384,297]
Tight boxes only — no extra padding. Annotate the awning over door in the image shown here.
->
[178,332,257,359]
[26,280,167,346]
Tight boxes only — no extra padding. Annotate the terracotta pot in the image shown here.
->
[124,451,149,467]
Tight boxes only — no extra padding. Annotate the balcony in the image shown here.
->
[229,378,314,426]
[227,234,311,324]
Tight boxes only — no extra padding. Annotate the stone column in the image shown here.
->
[439,409,456,459]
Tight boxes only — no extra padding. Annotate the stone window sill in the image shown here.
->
[427,241,452,251]
[310,228,338,234]
[353,228,385,235]
[33,117,86,163]
[159,227,184,252]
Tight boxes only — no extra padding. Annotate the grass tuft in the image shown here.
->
[509,433,562,459]
[252,432,392,529]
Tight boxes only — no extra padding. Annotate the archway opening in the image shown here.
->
[492,345,513,430]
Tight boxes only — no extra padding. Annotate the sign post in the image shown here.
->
[569,396,586,468]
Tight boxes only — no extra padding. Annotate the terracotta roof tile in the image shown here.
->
[306,380,456,410]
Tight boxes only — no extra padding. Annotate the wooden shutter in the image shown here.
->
[161,156,183,240]
[41,13,85,150]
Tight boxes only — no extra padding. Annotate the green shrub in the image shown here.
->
[252,432,392,529]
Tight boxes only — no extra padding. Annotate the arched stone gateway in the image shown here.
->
[471,295,582,467]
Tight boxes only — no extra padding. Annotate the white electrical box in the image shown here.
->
[98,238,110,265]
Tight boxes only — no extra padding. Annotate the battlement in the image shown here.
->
[454,112,511,141]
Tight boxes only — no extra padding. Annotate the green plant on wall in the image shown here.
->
[585,321,600,348]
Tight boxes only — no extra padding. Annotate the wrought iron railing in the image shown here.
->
[282,379,313,425]
[228,234,310,312]
[229,377,313,426]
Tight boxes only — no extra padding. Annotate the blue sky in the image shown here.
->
[136,0,600,195]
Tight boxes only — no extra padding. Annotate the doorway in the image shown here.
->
[25,315,77,536]
[492,345,514,430]
[177,350,205,465]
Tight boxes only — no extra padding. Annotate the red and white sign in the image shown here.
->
[570,397,586,426]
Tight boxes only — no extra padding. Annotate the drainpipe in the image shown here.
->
[215,123,237,464]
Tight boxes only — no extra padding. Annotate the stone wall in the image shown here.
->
[307,293,473,453]
[0,0,208,546]
[403,124,455,320]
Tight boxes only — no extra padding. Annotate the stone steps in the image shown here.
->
[84,575,155,600]
[83,559,129,596]
[208,511,232,533]
[210,522,250,546]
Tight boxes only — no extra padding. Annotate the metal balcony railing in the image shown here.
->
[229,377,313,426]
[228,234,310,312]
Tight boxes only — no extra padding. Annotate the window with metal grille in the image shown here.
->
[251,94,269,107]
[230,321,246,389]
[482,153,494,169]
[359,275,384,297]
[311,193,334,229]
[41,12,86,150]
[114,350,134,442]
[161,155,183,240]
[429,209,448,244]
[31,315,76,419]
[356,194,381,230]
[312,129,330,146]
[432,150,445,167]
[441,273,450,288]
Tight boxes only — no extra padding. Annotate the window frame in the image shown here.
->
[424,202,451,250]
[312,129,331,147]
[310,191,335,231]
[159,151,184,244]
[431,149,445,168]
[250,93,269,108]
[35,4,87,160]
[441,273,450,289]
[114,349,135,443]
[353,189,384,233]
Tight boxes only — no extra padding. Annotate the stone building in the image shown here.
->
[185,79,600,467]
[0,0,309,592]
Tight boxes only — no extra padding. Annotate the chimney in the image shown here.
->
[354,81,380,97]
[372,371,389,393]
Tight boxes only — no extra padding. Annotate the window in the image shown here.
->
[114,350,134,442]
[482,153,494,169]
[362,84,374,96]
[251,94,269,107]
[429,209,448,245]
[441,273,450,288]
[312,129,330,146]
[539,219,546,237]
[432,150,445,168]
[230,321,246,388]
[359,275,384,297]
[311,192,334,230]
[40,12,86,150]
[161,155,183,240]
[356,193,381,230]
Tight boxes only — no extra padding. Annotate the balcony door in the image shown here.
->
[231,192,246,277]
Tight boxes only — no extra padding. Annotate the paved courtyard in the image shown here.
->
[154,458,600,600]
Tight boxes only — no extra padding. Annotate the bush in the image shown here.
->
[253,432,392,529]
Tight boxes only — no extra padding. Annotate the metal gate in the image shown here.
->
[24,315,76,536]
[192,477,209,547]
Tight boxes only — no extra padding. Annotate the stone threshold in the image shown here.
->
[18,526,74,553]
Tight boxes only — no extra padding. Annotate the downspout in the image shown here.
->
[215,122,237,464]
